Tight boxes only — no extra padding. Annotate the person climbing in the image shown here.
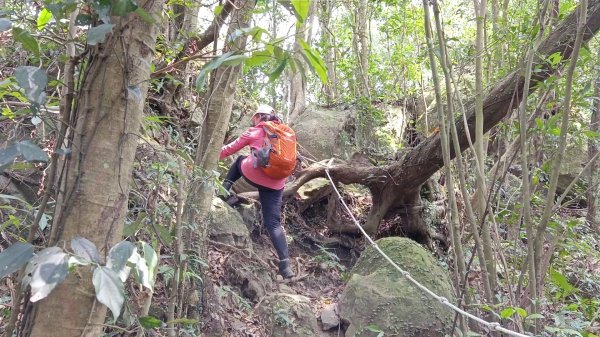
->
[219,104,296,279]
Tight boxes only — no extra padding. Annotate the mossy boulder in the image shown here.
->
[291,106,354,160]
[208,198,252,249]
[339,237,455,337]
[255,293,320,337]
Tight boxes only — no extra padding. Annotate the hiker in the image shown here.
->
[219,104,295,279]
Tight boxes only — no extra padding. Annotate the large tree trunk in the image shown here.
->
[24,2,163,336]
[280,0,600,237]
[181,0,255,334]
[353,0,370,98]
[320,0,337,105]
[588,69,600,233]
[288,1,315,122]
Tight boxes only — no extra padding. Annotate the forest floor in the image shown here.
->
[205,225,351,337]
[204,192,370,337]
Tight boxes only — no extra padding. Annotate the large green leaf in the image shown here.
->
[93,266,125,319]
[0,144,19,170]
[15,66,48,106]
[71,237,100,263]
[15,141,48,162]
[0,18,12,32]
[28,247,69,302]
[12,27,40,57]
[297,39,328,84]
[196,52,249,91]
[107,240,135,282]
[0,242,34,278]
[267,57,288,83]
[36,8,53,30]
[245,50,272,69]
[549,268,578,297]
[87,23,114,45]
[291,0,310,23]
[141,241,158,288]
[0,141,48,173]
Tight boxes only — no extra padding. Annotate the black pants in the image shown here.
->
[225,156,290,261]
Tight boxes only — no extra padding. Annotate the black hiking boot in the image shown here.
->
[218,180,238,206]
[218,192,239,206]
[278,259,295,279]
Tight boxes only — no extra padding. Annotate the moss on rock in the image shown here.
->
[339,237,455,337]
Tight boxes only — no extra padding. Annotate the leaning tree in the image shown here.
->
[263,0,600,243]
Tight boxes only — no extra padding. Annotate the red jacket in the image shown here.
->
[219,122,286,190]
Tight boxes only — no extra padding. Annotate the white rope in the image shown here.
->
[322,159,532,337]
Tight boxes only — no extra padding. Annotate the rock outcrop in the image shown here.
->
[339,237,455,337]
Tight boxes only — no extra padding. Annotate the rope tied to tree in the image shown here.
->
[323,159,532,337]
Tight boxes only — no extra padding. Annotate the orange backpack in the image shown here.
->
[254,121,297,179]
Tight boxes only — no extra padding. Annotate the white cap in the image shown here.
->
[253,104,275,117]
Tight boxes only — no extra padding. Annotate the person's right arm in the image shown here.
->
[219,129,254,160]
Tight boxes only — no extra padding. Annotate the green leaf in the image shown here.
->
[107,240,136,282]
[15,66,48,106]
[214,4,223,16]
[93,266,125,319]
[550,268,577,296]
[500,307,515,319]
[139,315,163,329]
[134,7,155,24]
[123,212,146,237]
[0,18,12,32]
[221,54,249,66]
[37,8,53,30]
[29,247,69,302]
[15,140,48,162]
[166,318,197,325]
[297,39,328,84]
[245,50,272,69]
[37,212,48,230]
[583,130,600,138]
[12,27,40,57]
[112,0,138,16]
[290,0,310,22]
[71,237,100,263]
[549,127,561,136]
[366,324,383,332]
[0,242,34,278]
[141,241,158,287]
[267,57,288,83]
[195,52,236,91]
[515,307,527,318]
[156,223,174,245]
[547,51,562,67]
[0,194,29,204]
[87,23,114,45]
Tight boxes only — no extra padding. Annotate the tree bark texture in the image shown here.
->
[25,1,163,336]
[319,0,337,105]
[288,2,315,122]
[181,0,255,334]
[587,65,600,233]
[353,0,370,98]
